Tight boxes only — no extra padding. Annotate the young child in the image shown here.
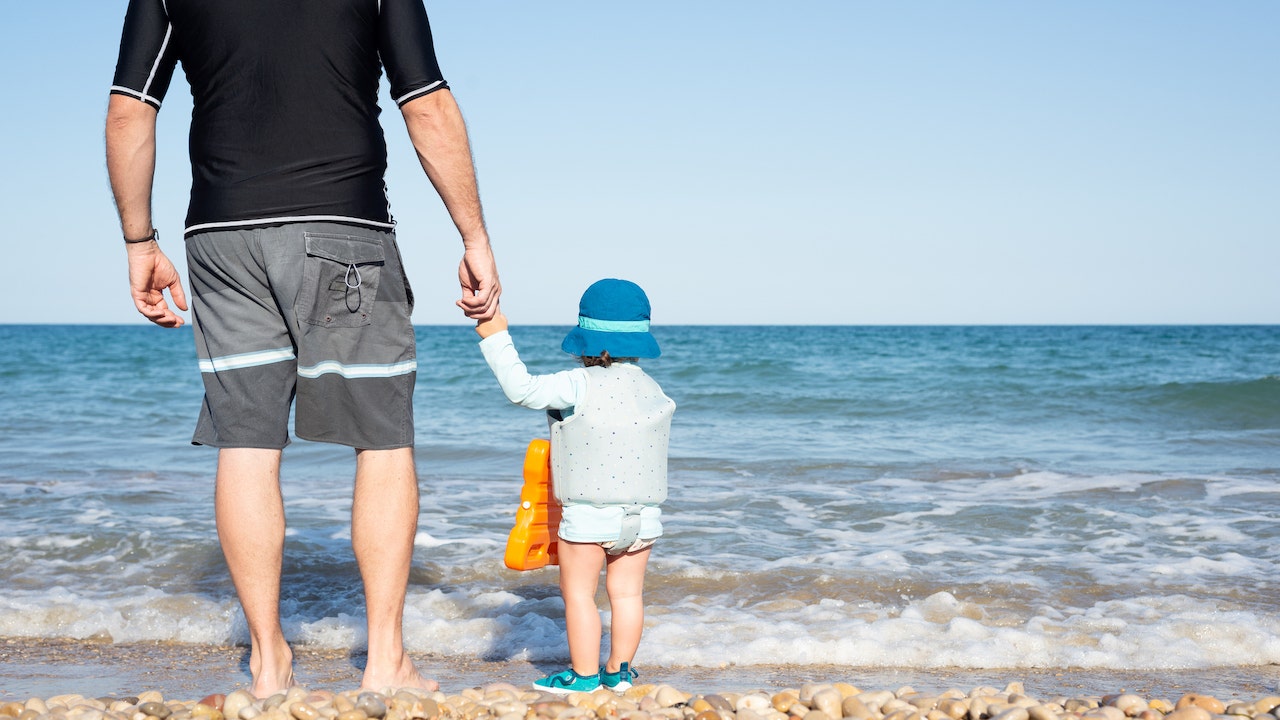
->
[476,278,676,694]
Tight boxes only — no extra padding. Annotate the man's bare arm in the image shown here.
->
[400,89,500,320]
[106,94,188,328]
[106,94,158,240]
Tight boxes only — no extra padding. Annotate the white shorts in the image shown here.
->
[558,504,663,543]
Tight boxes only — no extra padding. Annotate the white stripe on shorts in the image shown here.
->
[297,360,418,379]
[199,347,297,373]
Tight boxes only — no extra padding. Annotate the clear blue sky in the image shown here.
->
[2,2,1276,325]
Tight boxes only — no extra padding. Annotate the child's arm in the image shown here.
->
[476,309,586,410]
[476,308,509,339]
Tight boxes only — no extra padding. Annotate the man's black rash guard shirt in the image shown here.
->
[110,0,449,236]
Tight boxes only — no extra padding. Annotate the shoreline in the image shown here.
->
[1,639,1275,703]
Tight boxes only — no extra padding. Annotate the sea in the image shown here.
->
[1,324,1278,676]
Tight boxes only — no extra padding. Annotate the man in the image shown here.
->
[105,0,500,695]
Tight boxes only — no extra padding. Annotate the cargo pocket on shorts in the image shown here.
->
[299,233,386,328]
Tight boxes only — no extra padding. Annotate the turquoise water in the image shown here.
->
[1,324,1278,669]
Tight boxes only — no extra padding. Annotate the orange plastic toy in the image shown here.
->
[504,438,561,571]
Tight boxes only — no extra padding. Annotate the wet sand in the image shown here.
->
[0,638,1276,703]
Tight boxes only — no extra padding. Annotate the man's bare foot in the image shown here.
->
[250,668,296,699]
[360,651,438,693]
[249,640,296,698]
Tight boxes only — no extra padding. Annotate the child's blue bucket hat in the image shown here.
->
[561,279,661,358]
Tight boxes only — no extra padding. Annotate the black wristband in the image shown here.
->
[124,229,159,244]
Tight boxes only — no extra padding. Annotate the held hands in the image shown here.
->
[475,306,508,339]
[457,243,501,321]
[127,241,188,328]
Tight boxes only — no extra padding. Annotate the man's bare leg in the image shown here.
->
[215,447,296,697]
[353,447,438,691]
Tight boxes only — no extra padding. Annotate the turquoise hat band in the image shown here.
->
[578,316,650,333]
[562,278,661,358]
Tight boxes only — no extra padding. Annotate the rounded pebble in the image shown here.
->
[192,706,222,720]
[138,704,170,720]
[652,687,688,709]
[991,707,1029,720]
[352,697,384,720]
[737,695,771,713]
[707,696,736,714]
[1110,695,1147,717]
[844,696,876,720]
[860,692,896,709]
[798,687,828,706]
[1176,695,1225,714]
[1064,699,1096,713]
[1082,707,1125,720]
[937,698,968,720]
[811,690,842,719]
[1164,708,1212,720]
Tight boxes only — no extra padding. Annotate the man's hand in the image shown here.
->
[457,243,501,320]
[475,306,508,339]
[127,241,188,327]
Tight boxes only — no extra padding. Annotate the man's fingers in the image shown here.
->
[460,279,499,306]
[456,287,498,319]
[457,304,497,321]
[169,277,189,312]
[153,311,183,327]
[134,292,185,327]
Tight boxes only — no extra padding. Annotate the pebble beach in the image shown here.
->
[2,644,1279,720]
[2,642,1279,720]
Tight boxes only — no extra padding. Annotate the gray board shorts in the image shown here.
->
[186,222,416,450]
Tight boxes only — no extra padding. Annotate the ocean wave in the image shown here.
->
[4,587,1279,670]
[1133,376,1280,429]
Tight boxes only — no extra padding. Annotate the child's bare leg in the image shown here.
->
[557,540,608,675]
[603,546,651,672]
